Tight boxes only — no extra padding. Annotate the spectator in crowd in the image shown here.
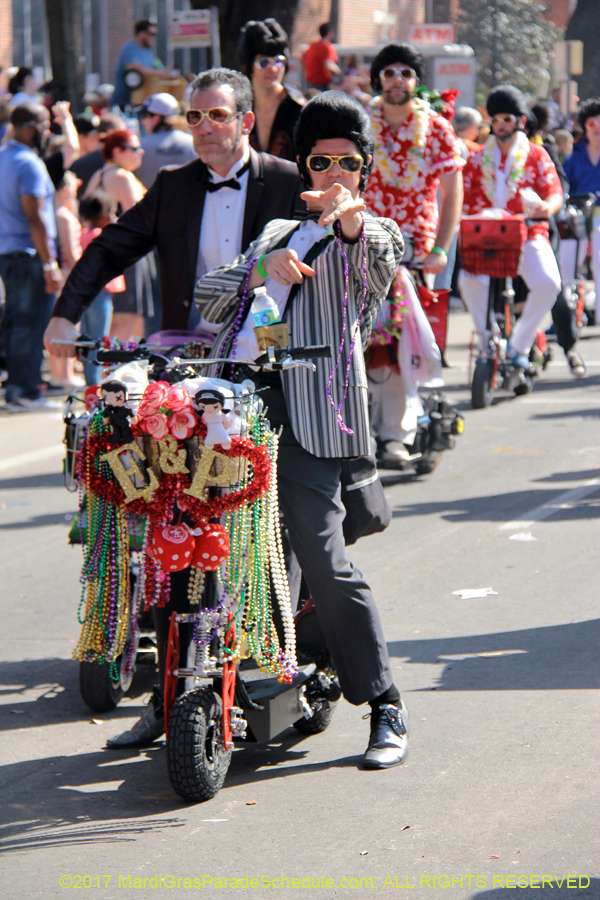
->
[78,192,126,384]
[43,101,80,188]
[563,98,600,324]
[0,100,10,143]
[52,171,84,389]
[70,112,127,197]
[302,23,340,92]
[238,18,305,161]
[555,129,574,164]
[113,19,170,110]
[136,92,196,189]
[8,67,42,107]
[547,86,565,131]
[453,106,483,158]
[0,103,62,410]
[84,129,152,343]
[73,113,101,157]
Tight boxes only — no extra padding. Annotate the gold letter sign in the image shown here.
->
[101,441,159,503]
[183,447,238,499]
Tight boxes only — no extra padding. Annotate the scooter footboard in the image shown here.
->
[241,664,316,743]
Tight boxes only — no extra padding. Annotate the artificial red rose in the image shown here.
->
[139,381,170,415]
[440,89,459,105]
[170,408,197,440]
[164,385,193,412]
[139,412,169,441]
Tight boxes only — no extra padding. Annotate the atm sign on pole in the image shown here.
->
[169,9,212,48]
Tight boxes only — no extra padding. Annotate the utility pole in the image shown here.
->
[44,0,85,111]
[491,0,499,87]
[329,0,340,41]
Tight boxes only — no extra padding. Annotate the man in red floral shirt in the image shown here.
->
[363,43,463,462]
[459,85,563,368]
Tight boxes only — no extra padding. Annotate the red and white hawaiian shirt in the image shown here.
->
[363,102,463,260]
[463,140,563,242]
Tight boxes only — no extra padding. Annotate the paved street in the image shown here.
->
[0,308,599,900]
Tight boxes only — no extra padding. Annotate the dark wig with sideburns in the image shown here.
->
[294,91,374,192]
[370,43,424,94]
[237,19,288,76]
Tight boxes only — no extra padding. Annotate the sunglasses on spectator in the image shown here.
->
[380,66,417,82]
[306,154,364,173]
[121,145,143,152]
[254,55,286,70]
[491,114,517,125]
[185,107,242,127]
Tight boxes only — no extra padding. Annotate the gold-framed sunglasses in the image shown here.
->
[306,154,364,173]
[491,114,517,126]
[380,66,417,82]
[185,107,242,127]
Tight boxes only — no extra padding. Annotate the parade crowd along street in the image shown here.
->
[1,13,597,797]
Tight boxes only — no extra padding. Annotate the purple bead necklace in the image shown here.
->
[216,256,258,378]
[326,217,368,436]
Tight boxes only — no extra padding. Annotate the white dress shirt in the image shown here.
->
[232,218,329,363]
[195,145,250,280]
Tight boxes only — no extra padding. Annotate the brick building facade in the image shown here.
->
[291,0,426,54]
[0,0,12,70]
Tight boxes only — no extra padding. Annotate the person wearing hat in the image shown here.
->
[135,92,196,190]
[459,85,563,370]
[362,42,464,465]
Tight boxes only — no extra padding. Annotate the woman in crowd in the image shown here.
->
[8,67,41,107]
[238,18,305,161]
[84,130,154,343]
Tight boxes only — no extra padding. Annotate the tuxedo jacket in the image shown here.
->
[53,148,305,330]
[194,214,404,458]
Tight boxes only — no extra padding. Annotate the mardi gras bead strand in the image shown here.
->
[215,255,258,379]
[326,219,368,435]
[265,431,297,680]
[74,415,131,663]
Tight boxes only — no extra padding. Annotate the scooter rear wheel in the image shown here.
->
[471,358,494,409]
[294,699,335,735]
[79,652,135,713]
[514,377,533,396]
[166,687,232,802]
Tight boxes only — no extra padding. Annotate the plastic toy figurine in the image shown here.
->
[194,389,233,449]
[100,380,136,445]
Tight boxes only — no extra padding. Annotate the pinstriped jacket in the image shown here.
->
[193,213,404,458]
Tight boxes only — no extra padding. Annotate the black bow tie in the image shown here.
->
[207,178,241,192]
[206,158,250,193]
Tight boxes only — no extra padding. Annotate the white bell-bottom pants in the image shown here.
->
[459,235,561,355]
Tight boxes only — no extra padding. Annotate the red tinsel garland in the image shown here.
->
[80,434,271,526]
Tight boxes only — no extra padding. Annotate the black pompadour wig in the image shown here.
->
[486,85,528,119]
[294,91,374,192]
[237,18,288,75]
[370,43,425,94]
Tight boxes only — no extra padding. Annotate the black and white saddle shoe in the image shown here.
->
[106,689,164,749]
[362,701,409,769]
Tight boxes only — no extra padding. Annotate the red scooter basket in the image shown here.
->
[459,214,527,278]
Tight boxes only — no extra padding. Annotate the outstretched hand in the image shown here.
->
[261,248,316,286]
[301,183,365,238]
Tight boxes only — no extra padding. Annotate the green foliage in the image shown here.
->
[457,0,561,103]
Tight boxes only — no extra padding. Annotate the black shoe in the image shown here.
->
[566,348,586,378]
[362,701,409,769]
[106,689,164,749]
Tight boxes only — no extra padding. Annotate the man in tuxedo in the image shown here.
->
[44,67,305,348]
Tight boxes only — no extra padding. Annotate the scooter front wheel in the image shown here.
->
[471,358,494,409]
[166,687,232,802]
